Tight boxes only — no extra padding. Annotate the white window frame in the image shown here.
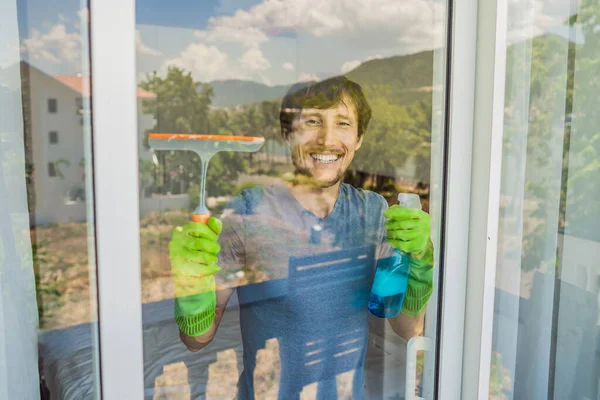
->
[88,0,509,398]
[460,0,507,398]
[436,0,508,398]
[434,0,478,397]
[89,0,145,398]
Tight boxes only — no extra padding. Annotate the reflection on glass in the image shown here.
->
[1,1,100,399]
[491,1,600,399]
[136,1,445,398]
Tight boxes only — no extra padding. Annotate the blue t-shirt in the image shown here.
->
[218,182,393,399]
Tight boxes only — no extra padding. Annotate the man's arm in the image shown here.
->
[386,249,432,341]
[382,203,435,341]
[175,210,247,351]
[387,311,425,340]
[179,288,233,352]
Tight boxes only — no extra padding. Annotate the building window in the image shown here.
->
[49,131,58,144]
[48,162,56,177]
[65,186,86,205]
[48,98,57,113]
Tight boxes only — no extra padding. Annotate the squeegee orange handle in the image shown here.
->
[192,214,210,224]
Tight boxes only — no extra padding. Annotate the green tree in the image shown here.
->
[138,159,157,197]
[347,97,431,192]
[139,67,245,197]
[228,103,264,171]
[564,1,600,239]
[505,34,576,271]
[403,100,433,184]
[504,4,600,273]
[259,100,282,169]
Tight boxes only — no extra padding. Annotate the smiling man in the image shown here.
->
[169,76,434,399]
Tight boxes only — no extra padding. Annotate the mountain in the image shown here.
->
[205,80,315,108]
[345,50,435,106]
[206,51,435,108]
[206,34,571,109]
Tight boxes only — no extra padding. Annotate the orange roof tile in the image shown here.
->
[53,75,156,99]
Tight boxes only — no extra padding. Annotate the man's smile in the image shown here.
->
[310,153,342,163]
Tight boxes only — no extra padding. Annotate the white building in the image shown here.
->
[21,63,157,225]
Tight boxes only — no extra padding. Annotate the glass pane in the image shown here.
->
[136,1,448,398]
[0,0,100,398]
[490,1,599,398]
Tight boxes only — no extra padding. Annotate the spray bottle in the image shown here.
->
[368,193,422,318]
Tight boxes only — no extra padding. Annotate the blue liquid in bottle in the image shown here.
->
[368,250,410,318]
[368,193,421,318]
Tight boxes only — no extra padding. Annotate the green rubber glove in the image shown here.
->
[383,205,434,317]
[169,217,222,337]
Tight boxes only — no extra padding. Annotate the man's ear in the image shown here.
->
[355,134,364,151]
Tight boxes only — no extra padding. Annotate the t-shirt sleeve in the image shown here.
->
[218,212,246,273]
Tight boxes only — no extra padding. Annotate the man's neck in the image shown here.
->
[288,178,341,219]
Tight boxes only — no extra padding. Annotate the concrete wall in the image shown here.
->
[26,67,156,225]
[28,67,87,225]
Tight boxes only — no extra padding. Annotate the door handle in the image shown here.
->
[405,336,434,400]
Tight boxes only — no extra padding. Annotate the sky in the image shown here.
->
[3,0,582,86]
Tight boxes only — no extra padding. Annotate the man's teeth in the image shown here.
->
[311,154,340,163]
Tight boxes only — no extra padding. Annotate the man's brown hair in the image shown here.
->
[279,76,372,139]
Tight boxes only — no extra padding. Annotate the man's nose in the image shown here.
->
[316,123,336,146]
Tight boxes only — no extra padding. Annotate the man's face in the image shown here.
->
[286,96,363,188]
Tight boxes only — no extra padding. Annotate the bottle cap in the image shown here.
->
[397,193,422,209]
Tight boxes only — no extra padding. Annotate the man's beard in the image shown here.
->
[293,164,345,188]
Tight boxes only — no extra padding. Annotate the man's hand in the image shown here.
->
[383,205,434,318]
[169,217,223,339]
[169,217,223,297]
[383,205,431,261]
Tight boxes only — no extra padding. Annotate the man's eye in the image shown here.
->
[339,121,351,127]
[305,119,320,125]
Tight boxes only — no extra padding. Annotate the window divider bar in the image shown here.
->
[435,0,479,397]
[89,0,145,397]
[461,0,508,398]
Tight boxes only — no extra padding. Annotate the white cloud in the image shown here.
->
[341,60,361,74]
[193,0,446,54]
[341,54,384,73]
[298,72,319,82]
[195,23,268,47]
[259,73,273,86]
[366,54,383,61]
[194,0,577,56]
[0,45,19,69]
[136,30,162,56]
[21,24,82,69]
[77,8,89,26]
[162,38,274,82]
[57,13,70,24]
[152,0,576,88]
[239,44,270,70]
[162,43,234,82]
[505,0,576,43]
